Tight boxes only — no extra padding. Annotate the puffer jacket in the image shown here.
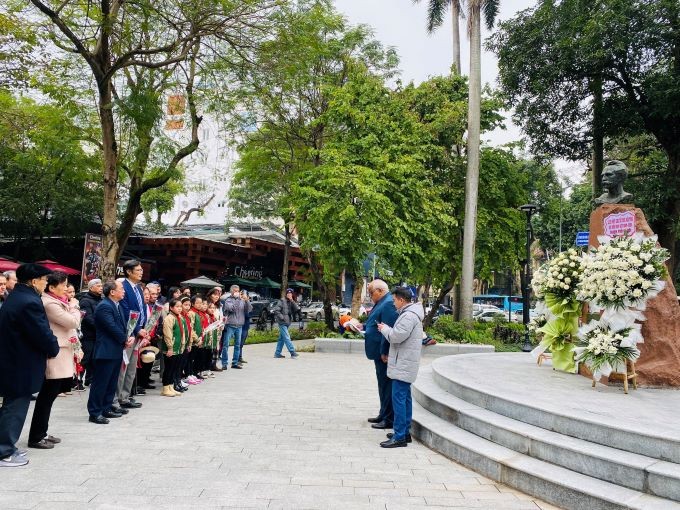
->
[379,302,424,383]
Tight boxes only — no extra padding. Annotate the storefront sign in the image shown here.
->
[233,265,263,280]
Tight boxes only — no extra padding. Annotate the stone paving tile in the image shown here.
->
[0,343,555,509]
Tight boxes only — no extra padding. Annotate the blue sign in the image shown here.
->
[575,231,590,247]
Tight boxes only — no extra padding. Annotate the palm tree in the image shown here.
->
[459,0,499,322]
[413,0,464,73]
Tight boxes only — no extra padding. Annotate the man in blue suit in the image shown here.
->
[116,260,147,409]
[0,264,59,467]
[363,279,399,429]
[87,280,132,424]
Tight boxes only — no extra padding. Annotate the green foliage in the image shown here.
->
[430,315,524,352]
[304,322,329,338]
[0,91,101,248]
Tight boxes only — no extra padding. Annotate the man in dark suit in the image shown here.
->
[117,260,147,409]
[363,279,399,430]
[87,280,132,424]
[0,264,59,466]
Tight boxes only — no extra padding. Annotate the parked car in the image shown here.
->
[475,309,508,322]
[511,308,539,323]
[300,301,338,321]
[472,303,502,317]
[337,303,351,316]
[250,298,276,324]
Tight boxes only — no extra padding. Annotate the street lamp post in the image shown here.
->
[519,204,538,352]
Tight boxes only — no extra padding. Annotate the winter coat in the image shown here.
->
[78,291,102,343]
[272,298,299,326]
[42,293,81,380]
[0,284,59,397]
[379,302,424,383]
[363,293,399,360]
[223,295,253,327]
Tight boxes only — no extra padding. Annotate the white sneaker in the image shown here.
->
[0,454,29,467]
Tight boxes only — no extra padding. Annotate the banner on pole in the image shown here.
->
[80,233,103,291]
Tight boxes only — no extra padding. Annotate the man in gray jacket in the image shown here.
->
[221,285,252,369]
[272,289,300,359]
[378,286,424,448]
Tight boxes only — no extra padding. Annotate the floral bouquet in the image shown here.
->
[576,320,642,380]
[144,304,164,337]
[578,233,669,313]
[126,311,140,338]
[538,248,584,302]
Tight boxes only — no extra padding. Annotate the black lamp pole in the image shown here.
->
[519,204,538,352]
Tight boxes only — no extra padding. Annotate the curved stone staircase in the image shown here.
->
[412,354,680,510]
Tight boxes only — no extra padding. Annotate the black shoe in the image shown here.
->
[196,374,205,380]
[89,415,109,425]
[27,439,54,449]
[110,406,129,415]
[44,435,61,444]
[380,438,408,448]
[371,421,393,430]
[386,433,412,443]
[121,401,142,409]
[128,397,138,403]
[231,364,242,369]
[174,384,187,393]
[136,388,146,395]
[103,410,123,418]
[143,384,156,390]
[367,416,382,424]
[238,359,247,363]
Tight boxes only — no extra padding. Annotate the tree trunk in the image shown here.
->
[423,267,458,329]
[451,1,461,74]
[306,251,334,330]
[281,223,291,298]
[460,5,482,324]
[591,73,604,198]
[351,273,363,317]
[657,146,680,282]
[99,81,119,280]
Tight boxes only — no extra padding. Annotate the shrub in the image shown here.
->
[305,321,328,337]
[430,316,523,352]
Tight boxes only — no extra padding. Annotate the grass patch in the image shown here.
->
[430,316,527,352]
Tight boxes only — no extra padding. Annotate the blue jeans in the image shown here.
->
[275,324,295,356]
[221,325,242,367]
[391,379,412,441]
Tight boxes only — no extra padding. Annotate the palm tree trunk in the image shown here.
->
[460,3,482,324]
[452,1,461,74]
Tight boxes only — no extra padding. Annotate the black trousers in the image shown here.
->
[29,377,70,443]
[162,354,179,386]
[0,394,31,458]
[137,360,153,387]
[87,358,122,417]
[81,339,95,385]
[374,359,394,425]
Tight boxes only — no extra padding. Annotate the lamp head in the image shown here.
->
[519,204,538,216]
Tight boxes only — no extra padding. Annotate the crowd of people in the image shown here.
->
[0,260,303,467]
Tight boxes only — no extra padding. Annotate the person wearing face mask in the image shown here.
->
[0,264,59,467]
[220,285,252,370]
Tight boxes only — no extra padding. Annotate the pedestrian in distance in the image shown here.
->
[272,289,300,359]
[377,286,425,448]
[0,263,59,467]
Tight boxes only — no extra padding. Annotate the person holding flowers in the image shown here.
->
[28,271,81,449]
[160,299,185,397]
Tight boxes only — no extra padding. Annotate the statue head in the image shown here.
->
[601,160,628,192]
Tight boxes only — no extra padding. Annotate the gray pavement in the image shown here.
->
[0,343,557,510]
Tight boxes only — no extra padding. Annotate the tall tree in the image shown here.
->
[21,0,277,277]
[459,0,499,322]
[490,0,680,279]
[413,0,465,73]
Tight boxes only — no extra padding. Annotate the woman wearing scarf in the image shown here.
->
[176,296,193,392]
[187,295,205,383]
[28,271,81,449]
[160,299,184,397]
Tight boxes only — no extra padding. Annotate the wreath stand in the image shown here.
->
[593,360,638,394]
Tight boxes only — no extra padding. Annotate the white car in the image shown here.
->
[475,310,508,322]
[512,309,539,323]
[300,302,338,321]
[337,303,351,316]
[472,303,502,317]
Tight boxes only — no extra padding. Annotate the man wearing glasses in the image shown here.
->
[363,279,399,430]
[116,260,147,410]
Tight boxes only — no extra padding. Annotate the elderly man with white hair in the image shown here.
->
[363,279,399,430]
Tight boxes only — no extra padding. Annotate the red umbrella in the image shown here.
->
[35,260,81,276]
[0,257,20,272]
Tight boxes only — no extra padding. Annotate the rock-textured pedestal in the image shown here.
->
[589,204,680,386]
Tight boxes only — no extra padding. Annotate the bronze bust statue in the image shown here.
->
[594,160,634,205]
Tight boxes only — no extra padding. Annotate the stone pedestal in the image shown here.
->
[588,204,680,386]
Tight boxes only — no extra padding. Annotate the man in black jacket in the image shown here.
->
[272,289,300,359]
[0,264,59,467]
[78,278,103,387]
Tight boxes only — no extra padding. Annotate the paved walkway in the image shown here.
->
[0,343,558,510]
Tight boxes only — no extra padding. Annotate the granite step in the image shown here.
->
[412,399,680,510]
[413,365,680,502]
[429,354,680,463]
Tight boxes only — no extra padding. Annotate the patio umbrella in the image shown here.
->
[221,276,256,287]
[35,260,80,275]
[287,280,312,289]
[180,275,224,289]
[256,277,281,289]
[0,257,20,272]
